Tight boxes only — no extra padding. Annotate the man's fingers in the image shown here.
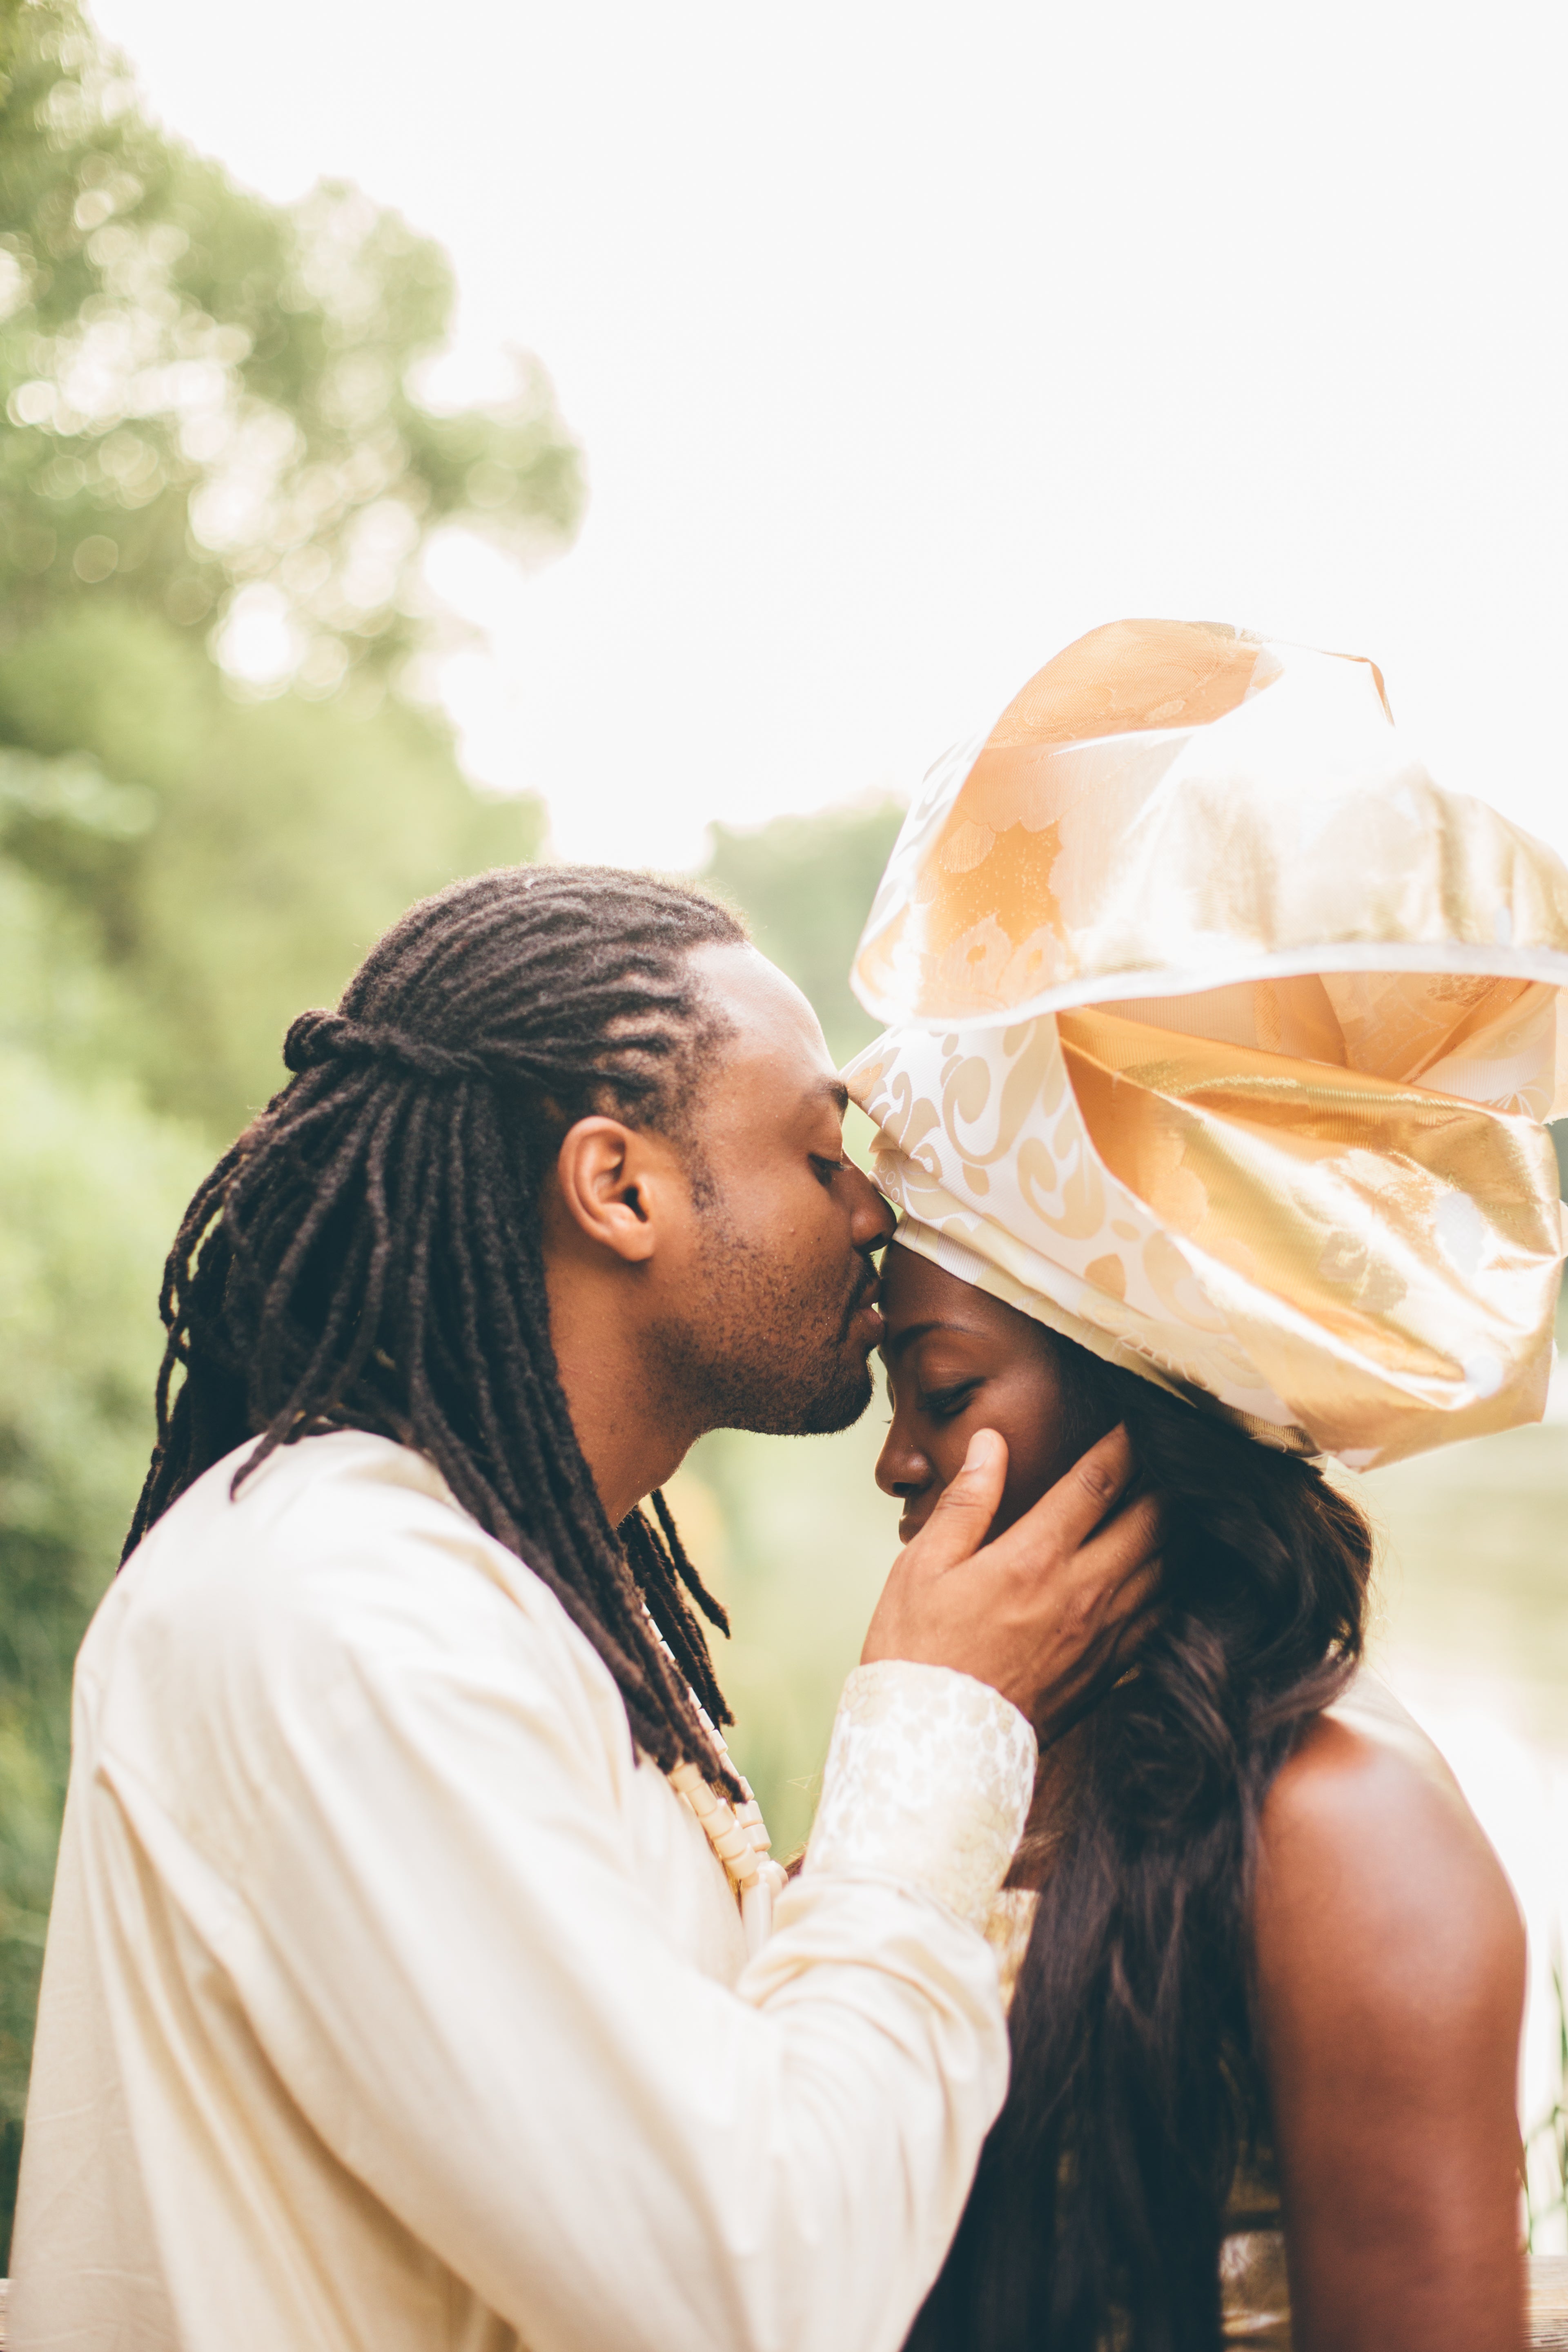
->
[1074,1491,1164,1595]
[910,1427,1008,1572]
[1031,1552,1164,1744]
[1100,1555,1161,1641]
[996,1423,1135,1564]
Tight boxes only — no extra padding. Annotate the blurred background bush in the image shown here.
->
[1,0,1566,2265]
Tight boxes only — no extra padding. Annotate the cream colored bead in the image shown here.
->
[647,1610,781,1947]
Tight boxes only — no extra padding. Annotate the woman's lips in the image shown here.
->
[898,1504,934,1545]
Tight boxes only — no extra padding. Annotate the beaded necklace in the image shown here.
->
[668,1715,788,1956]
[643,1606,786,1953]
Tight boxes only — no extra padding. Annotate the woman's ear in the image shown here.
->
[552,1116,679,1265]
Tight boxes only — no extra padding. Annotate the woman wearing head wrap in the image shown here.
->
[842,621,1568,2352]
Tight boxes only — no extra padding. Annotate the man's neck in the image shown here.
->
[545,1265,702,1527]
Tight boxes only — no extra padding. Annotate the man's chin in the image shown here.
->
[720,1357,874,1440]
[785,1360,876,1438]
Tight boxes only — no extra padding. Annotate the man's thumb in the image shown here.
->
[914,1429,1008,1572]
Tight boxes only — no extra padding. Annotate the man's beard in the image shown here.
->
[649,1211,877,1440]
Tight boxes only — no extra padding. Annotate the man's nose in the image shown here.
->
[842,1161,895,1250]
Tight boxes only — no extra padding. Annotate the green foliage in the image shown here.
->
[0,0,571,1143]
[703,800,905,1064]
[0,0,582,2254]
[0,863,211,2221]
[1,0,1556,2282]
[0,1036,205,1984]
[0,0,581,684]
[0,600,543,1134]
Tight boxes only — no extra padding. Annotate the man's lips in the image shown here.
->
[841,1264,884,1346]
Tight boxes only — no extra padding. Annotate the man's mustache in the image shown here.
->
[836,1256,882,1343]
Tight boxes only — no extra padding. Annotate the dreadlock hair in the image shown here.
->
[125,864,750,1788]
[908,1336,1373,2352]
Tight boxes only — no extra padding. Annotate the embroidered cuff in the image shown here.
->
[804,1662,1037,1926]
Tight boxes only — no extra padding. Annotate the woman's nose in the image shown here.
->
[875,1414,932,1499]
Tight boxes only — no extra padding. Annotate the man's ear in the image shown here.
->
[553,1116,679,1265]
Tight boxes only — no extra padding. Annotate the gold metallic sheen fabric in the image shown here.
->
[846,621,1568,1468]
[853,620,1568,1060]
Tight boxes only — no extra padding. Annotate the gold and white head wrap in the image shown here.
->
[844,619,1568,1470]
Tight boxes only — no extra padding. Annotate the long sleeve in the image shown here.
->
[13,1432,1036,2352]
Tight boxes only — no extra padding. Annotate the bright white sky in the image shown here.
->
[89,0,1568,869]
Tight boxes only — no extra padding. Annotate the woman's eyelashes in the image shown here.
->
[918,1377,983,1423]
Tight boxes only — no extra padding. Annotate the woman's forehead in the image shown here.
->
[881,1243,1025,1341]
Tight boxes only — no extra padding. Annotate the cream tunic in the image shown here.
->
[11,1431,1036,2352]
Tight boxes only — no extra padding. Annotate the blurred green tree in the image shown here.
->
[0,0,581,1132]
[0,0,585,2244]
[0,0,577,679]
[702,800,904,1064]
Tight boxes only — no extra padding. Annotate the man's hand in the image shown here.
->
[861,1425,1160,1740]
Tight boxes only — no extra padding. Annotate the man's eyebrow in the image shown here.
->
[802,1077,849,1124]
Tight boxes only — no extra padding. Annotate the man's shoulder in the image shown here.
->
[94,1430,606,1717]
[69,1432,639,1919]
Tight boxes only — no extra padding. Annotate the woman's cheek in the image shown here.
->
[930,1421,973,1487]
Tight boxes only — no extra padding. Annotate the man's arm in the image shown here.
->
[228,1606,1030,2352]
[218,1421,1152,2352]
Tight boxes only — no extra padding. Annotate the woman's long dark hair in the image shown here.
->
[125,864,748,1789]
[910,1341,1373,2352]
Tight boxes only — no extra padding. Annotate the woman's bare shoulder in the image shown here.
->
[1252,1678,1527,2351]
[1256,1676,1523,2017]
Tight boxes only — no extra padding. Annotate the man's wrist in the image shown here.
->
[804,1661,1037,1926]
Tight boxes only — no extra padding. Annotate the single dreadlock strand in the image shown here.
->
[621,1513,733,1733]
[650,1486,731,1638]
[307,1107,413,1441]
[625,1499,732,1724]
[330,1087,409,1417]
[156,1151,234,1343]
[236,1102,385,1474]
[251,1149,381,1441]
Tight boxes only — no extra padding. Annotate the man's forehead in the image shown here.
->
[689,942,844,1125]
[692,942,834,1068]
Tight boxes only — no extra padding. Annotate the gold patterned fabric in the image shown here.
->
[846,621,1568,1468]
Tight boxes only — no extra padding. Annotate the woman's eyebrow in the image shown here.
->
[883,1318,983,1361]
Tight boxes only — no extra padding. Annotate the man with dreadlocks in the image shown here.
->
[12,866,1157,2352]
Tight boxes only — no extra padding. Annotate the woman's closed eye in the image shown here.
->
[919,1378,983,1422]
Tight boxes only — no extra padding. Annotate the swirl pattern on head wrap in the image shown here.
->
[844,620,1568,1469]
